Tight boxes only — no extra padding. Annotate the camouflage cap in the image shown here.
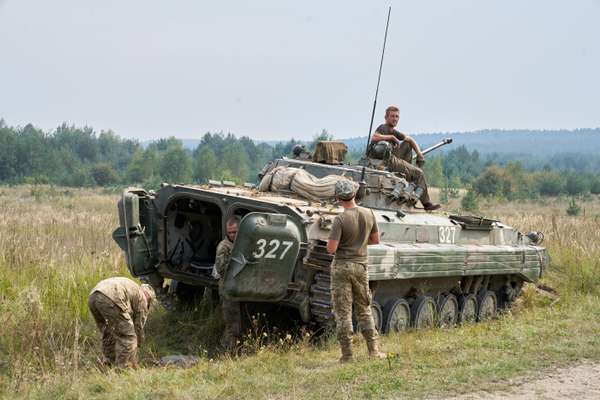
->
[140,284,157,307]
[335,179,357,201]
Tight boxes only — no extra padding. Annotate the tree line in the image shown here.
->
[1,119,599,199]
[0,120,316,187]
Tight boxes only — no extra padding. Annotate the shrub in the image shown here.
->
[565,174,589,195]
[535,171,565,196]
[566,198,581,216]
[90,163,120,186]
[590,176,600,195]
[461,189,479,212]
[473,165,514,197]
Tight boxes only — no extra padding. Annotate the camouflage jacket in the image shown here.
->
[214,238,234,281]
[90,277,149,343]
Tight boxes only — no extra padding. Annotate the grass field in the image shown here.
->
[1,185,599,399]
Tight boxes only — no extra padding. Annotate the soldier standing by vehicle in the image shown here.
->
[369,106,441,211]
[88,277,156,368]
[327,180,386,363]
[212,216,242,350]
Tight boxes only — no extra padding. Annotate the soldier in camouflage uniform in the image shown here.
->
[212,215,242,350]
[327,180,386,362]
[88,277,156,368]
[369,106,441,211]
[292,144,312,160]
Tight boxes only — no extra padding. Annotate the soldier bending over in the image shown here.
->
[88,277,156,368]
[327,180,386,363]
[212,216,242,350]
[369,106,441,211]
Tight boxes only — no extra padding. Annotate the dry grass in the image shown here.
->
[1,185,599,399]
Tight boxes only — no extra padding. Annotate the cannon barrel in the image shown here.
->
[411,138,453,161]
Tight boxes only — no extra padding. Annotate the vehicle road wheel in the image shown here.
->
[477,291,497,322]
[371,301,383,332]
[383,298,411,333]
[438,294,459,328]
[411,296,436,329]
[353,301,383,333]
[458,294,477,324]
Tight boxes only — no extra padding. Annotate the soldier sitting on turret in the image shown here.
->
[368,106,441,211]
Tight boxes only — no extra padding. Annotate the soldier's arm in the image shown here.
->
[327,239,339,254]
[368,211,380,245]
[372,132,401,145]
[132,296,148,345]
[368,231,380,245]
[214,242,228,277]
[327,217,342,254]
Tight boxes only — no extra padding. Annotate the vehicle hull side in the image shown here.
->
[368,243,545,282]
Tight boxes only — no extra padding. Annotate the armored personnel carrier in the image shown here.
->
[113,141,548,332]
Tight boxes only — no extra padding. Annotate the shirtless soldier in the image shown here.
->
[212,216,242,350]
[327,180,386,362]
[370,106,441,211]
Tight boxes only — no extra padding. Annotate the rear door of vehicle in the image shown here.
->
[112,189,158,276]
[222,212,302,302]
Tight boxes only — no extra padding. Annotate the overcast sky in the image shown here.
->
[1,0,599,141]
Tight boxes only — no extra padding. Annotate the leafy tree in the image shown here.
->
[423,156,445,187]
[159,143,193,183]
[91,163,120,186]
[473,165,514,197]
[194,147,218,183]
[590,176,600,195]
[535,171,565,196]
[443,146,483,185]
[461,189,479,212]
[309,129,333,150]
[565,173,589,195]
[0,126,17,181]
[126,149,158,183]
[221,142,249,182]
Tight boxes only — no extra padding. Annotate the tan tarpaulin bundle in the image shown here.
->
[312,141,348,165]
[258,166,357,201]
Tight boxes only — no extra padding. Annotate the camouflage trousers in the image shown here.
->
[385,156,431,204]
[330,260,378,345]
[88,292,138,368]
[221,299,242,349]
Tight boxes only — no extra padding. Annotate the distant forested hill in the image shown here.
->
[172,129,600,157]
[341,128,600,155]
[341,128,600,172]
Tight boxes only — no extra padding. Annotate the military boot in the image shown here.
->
[363,330,386,359]
[338,338,353,363]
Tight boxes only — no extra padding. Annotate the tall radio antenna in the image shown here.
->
[359,6,391,186]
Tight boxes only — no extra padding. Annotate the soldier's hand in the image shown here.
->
[416,158,425,168]
[211,267,221,280]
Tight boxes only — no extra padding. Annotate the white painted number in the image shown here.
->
[253,239,267,258]
[438,226,457,244]
[280,240,294,259]
[264,239,280,259]
[253,239,295,260]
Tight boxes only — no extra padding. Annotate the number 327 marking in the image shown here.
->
[253,239,294,260]
[438,226,457,244]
